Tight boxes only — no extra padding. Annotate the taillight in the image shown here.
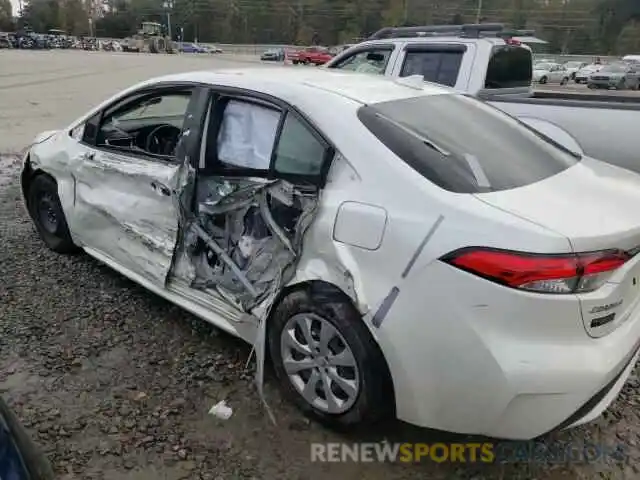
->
[441,248,630,294]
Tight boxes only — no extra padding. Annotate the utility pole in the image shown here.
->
[163,1,173,40]
[476,0,483,23]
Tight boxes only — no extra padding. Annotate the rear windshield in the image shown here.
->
[485,45,532,89]
[357,94,580,194]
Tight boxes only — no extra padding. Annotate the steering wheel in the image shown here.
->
[145,124,182,156]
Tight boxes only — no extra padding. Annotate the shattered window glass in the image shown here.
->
[217,100,281,170]
[274,114,326,175]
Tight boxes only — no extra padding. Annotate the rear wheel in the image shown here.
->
[268,286,393,430]
[560,77,568,85]
[588,83,597,89]
[539,76,547,84]
[27,174,80,254]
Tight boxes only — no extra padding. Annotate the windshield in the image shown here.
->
[357,94,580,194]
[534,62,553,70]
[602,64,627,73]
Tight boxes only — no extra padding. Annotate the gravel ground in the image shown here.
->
[1,50,639,480]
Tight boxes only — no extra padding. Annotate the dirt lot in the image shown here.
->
[0,50,639,480]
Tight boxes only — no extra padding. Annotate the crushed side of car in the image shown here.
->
[171,176,319,312]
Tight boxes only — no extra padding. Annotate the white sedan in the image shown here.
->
[533,62,570,85]
[21,68,640,439]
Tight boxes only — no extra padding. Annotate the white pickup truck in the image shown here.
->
[324,24,639,174]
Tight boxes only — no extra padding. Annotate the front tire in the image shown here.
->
[27,174,80,254]
[268,286,392,430]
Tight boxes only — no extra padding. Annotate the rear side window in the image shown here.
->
[485,45,532,88]
[401,48,464,87]
[357,94,579,194]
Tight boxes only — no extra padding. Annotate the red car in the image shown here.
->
[293,46,334,65]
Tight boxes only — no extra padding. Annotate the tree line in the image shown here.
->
[1,0,639,54]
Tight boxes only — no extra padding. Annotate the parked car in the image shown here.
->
[0,32,11,48]
[532,62,570,85]
[20,67,640,440]
[587,62,640,90]
[562,60,588,80]
[203,45,223,53]
[622,54,640,64]
[574,63,603,83]
[179,42,207,53]
[295,46,334,65]
[0,396,55,479]
[260,48,284,61]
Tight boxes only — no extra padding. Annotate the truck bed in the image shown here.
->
[490,92,640,175]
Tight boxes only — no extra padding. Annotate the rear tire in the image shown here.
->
[539,76,547,84]
[27,174,80,254]
[268,286,393,431]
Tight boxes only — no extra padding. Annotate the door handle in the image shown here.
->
[150,181,171,196]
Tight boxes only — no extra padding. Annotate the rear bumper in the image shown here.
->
[375,261,640,440]
[552,340,640,434]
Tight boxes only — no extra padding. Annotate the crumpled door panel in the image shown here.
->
[72,149,181,284]
[172,176,318,312]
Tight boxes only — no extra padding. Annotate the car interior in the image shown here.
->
[95,90,192,158]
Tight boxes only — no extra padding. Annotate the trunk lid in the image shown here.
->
[475,157,640,337]
[475,157,640,253]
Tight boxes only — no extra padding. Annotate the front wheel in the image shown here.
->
[27,174,80,254]
[268,287,393,430]
[539,76,547,84]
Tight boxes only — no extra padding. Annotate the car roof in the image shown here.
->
[150,67,453,105]
[355,35,508,47]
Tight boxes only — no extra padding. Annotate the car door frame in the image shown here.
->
[69,81,209,287]
[326,43,399,76]
[197,86,336,185]
[391,43,470,90]
[177,85,337,309]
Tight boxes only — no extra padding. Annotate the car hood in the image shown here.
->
[595,71,623,77]
[474,157,640,252]
[33,130,59,144]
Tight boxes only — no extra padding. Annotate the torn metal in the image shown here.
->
[172,176,318,313]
